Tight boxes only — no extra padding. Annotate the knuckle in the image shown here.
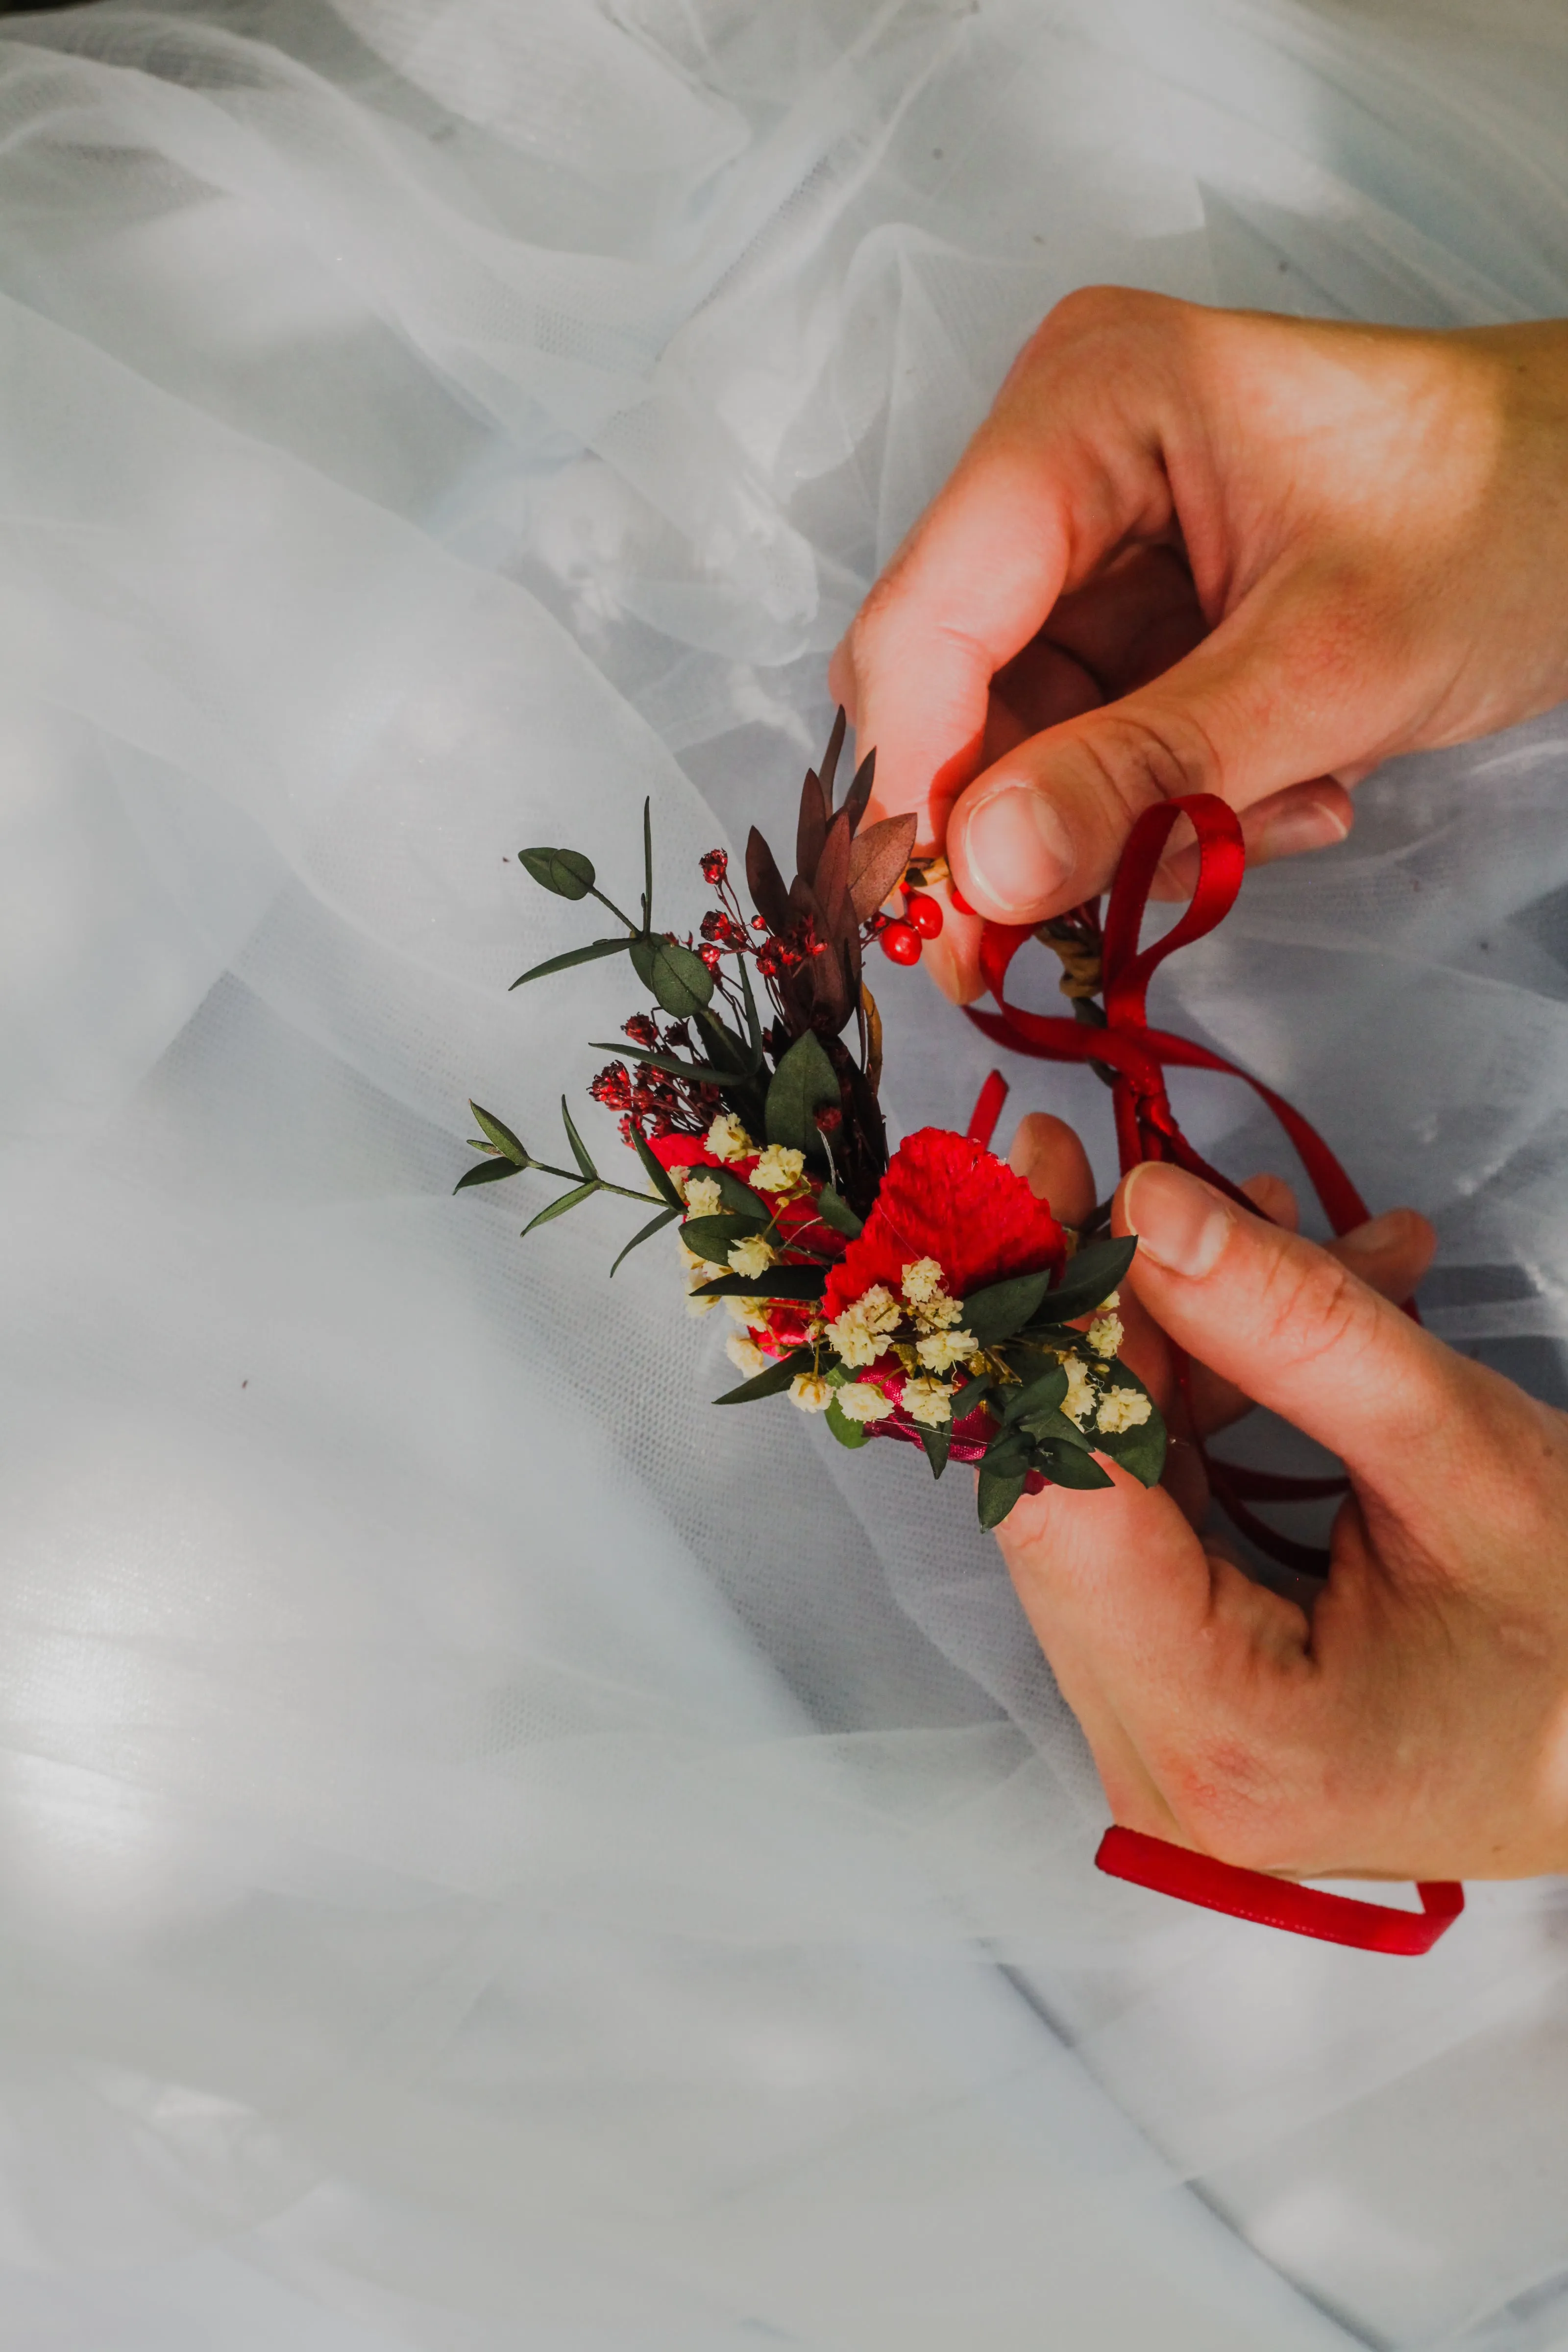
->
[1071,704,1226,825]
[1254,1244,1384,1381]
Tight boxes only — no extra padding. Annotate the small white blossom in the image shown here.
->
[667,1166,692,1199]
[724,1294,768,1328]
[685,1290,719,1318]
[902,1377,954,1427]
[901,1258,946,1305]
[728,1233,777,1279]
[789,1372,833,1414]
[915,1327,979,1373]
[835,1381,894,1424]
[1087,1311,1124,1359]
[1061,1354,1097,1428]
[824,1284,902,1367]
[1096,1386,1152,1435]
[725,1333,769,1378]
[679,1238,724,1279]
[750,1144,806,1194]
[707,1112,753,1163]
[682,1175,723,1218]
[912,1292,963,1333]
[1098,1290,1121,1313]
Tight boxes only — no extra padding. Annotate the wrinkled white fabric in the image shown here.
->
[3,3,1568,2347]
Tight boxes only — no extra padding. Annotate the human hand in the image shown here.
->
[997,1114,1568,1882]
[831,294,1568,999]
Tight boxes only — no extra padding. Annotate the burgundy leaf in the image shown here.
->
[819,706,848,807]
[848,813,918,922]
[796,767,828,884]
[745,825,791,934]
[842,747,877,834]
[815,808,854,936]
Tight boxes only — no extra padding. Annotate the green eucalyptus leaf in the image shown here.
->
[709,1166,767,1218]
[453,1156,526,1193]
[629,934,714,1017]
[977,1457,1029,1530]
[825,1397,871,1450]
[962,1270,1053,1347]
[587,1042,730,1086]
[1034,1442,1115,1492]
[714,1347,813,1406]
[520,1179,597,1236]
[950,1372,995,1422]
[680,1211,768,1264]
[1002,1362,1069,1423]
[640,797,653,931]
[1045,1237,1138,1324]
[609,1202,684,1277]
[765,1029,839,1155]
[469,1102,529,1165]
[560,1095,597,1181]
[815,1184,863,1239]
[519,846,596,899]
[630,1125,684,1209]
[692,1265,827,1302]
[511,936,629,989]
[918,1424,951,1480]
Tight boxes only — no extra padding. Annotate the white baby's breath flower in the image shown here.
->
[1098,1290,1120,1313]
[728,1233,777,1279]
[824,1284,902,1368]
[750,1144,806,1194]
[725,1333,769,1378]
[1061,1354,1097,1428]
[679,1238,723,1279]
[682,1174,723,1218]
[667,1166,692,1199]
[724,1294,768,1328]
[1096,1386,1152,1435]
[706,1112,753,1163]
[825,1315,882,1368]
[912,1292,963,1333]
[789,1372,833,1414]
[835,1381,894,1424]
[685,1290,719,1318]
[901,1258,946,1305]
[915,1327,978,1373]
[901,1377,954,1427]
[1087,1312,1124,1359]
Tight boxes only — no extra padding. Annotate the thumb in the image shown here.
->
[1117,1162,1456,1495]
[947,566,1383,925]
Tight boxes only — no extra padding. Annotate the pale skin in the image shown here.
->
[831,293,1568,1879]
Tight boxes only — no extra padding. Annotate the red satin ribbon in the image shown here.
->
[1096,1830,1464,1954]
[966,792,1463,1953]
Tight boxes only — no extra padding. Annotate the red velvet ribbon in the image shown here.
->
[964,792,1463,1953]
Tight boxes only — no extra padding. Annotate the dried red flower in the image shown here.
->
[700,850,729,885]
[823,1127,1065,1317]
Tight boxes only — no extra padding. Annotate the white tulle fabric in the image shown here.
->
[4,3,1568,2346]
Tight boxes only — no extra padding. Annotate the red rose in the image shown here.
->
[823,1127,1065,1318]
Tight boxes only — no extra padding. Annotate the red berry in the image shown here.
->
[880,919,922,965]
[904,890,944,939]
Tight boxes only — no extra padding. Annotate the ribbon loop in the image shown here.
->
[961,795,1463,1953]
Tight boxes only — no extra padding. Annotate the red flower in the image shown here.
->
[823,1127,1065,1318]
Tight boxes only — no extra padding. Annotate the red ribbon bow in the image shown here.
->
[964,792,1463,1954]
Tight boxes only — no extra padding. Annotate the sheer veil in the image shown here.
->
[4,3,1568,2345]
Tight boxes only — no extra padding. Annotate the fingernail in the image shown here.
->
[1259,796,1351,861]
[959,785,1075,917]
[1123,1163,1232,1278]
[1338,1209,1406,1258]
